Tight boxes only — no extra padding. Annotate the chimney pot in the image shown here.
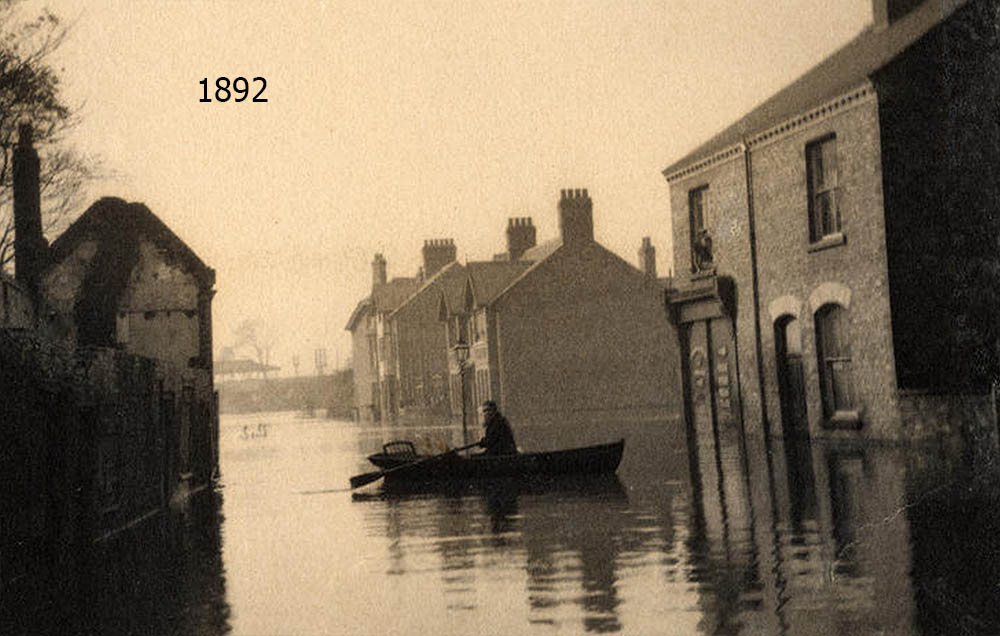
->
[638,236,656,278]
[506,214,537,261]
[422,237,457,277]
[558,187,594,246]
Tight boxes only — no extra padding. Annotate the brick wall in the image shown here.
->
[750,90,900,439]
[494,242,682,420]
[0,328,217,591]
[391,287,450,414]
[876,0,1000,394]
[1,272,36,329]
[669,151,764,432]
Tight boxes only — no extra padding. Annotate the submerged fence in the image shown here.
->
[0,328,218,596]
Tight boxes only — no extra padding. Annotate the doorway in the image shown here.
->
[775,316,809,438]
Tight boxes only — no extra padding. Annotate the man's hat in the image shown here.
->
[482,400,497,411]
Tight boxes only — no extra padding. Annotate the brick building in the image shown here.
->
[35,193,219,488]
[2,124,220,587]
[663,0,1000,440]
[444,189,681,421]
[387,261,466,417]
[385,218,544,421]
[41,197,216,373]
[345,253,419,421]
[346,241,458,420]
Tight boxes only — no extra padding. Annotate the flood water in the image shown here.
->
[12,409,1000,635]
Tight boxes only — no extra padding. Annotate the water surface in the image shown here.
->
[12,410,1000,635]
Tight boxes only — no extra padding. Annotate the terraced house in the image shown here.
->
[664,0,1000,441]
[441,189,680,422]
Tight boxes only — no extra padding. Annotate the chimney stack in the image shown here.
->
[558,188,593,246]
[506,217,536,261]
[372,253,387,288]
[13,123,46,292]
[871,0,921,30]
[638,236,657,278]
[422,238,456,278]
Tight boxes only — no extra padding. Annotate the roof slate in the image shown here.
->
[47,197,215,286]
[389,261,467,318]
[344,296,372,331]
[466,260,534,307]
[662,0,965,176]
[371,277,420,313]
[520,238,561,262]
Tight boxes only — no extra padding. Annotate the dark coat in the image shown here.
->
[480,411,518,456]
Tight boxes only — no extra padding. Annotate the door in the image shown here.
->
[775,316,809,438]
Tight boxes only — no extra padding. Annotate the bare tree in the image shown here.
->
[233,319,278,367]
[0,2,103,271]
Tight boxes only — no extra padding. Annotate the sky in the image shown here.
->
[27,0,872,375]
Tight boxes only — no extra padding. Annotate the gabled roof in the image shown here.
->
[371,277,420,313]
[662,0,966,176]
[466,260,534,308]
[47,197,215,287]
[520,238,561,262]
[344,296,372,331]
[389,260,468,319]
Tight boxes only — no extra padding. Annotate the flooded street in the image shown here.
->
[17,409,1000,635]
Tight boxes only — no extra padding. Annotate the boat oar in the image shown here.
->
[349,441,480,489]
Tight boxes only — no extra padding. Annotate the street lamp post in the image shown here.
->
[451,336,470,451]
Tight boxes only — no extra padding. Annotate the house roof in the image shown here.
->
[371,277,420,313]
[466,260,534,308]
[662,0,966,177]
[344,296,372,331]
[389,260,467,318]
[520,238,561,262]
[384,237,559,317]
[47,197,215,287]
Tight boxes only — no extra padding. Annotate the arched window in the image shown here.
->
[814,303,855,417]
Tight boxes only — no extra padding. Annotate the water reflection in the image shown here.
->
[362,477,634,633]
[5,489,230,636]
[11,410,1000,634]
[683,416,923,635]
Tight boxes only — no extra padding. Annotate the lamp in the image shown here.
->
[451,336,470,448]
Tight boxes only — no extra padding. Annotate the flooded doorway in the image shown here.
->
[775,315,809,438]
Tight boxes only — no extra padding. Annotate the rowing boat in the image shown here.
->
[364,438,625,485]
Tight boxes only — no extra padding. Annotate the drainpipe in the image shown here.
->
[742,140,769,432]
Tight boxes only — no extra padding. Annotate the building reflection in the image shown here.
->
[353,408,1000,633]
[5,489,232,636]
[370,477,637,633]
[684,414,920,634]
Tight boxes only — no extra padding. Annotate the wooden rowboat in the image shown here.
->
[364,438,625,485]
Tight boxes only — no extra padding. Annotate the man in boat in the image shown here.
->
[477,400,518,456]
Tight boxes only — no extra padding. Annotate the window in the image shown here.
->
[473,309,484,342]
[814,303,855,418]
[807,135,840,242]
[689,185,712,271]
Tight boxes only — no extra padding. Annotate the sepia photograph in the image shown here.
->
[3,0,1000,634]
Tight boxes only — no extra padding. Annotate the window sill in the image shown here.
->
[808,232,846,253]
[691,266,717,280]
[821,409,863,430]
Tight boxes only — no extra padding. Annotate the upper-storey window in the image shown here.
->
[688,185,712,272]
[806,135,840,243]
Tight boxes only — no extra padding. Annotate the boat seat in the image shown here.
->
[382,440,418,459]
